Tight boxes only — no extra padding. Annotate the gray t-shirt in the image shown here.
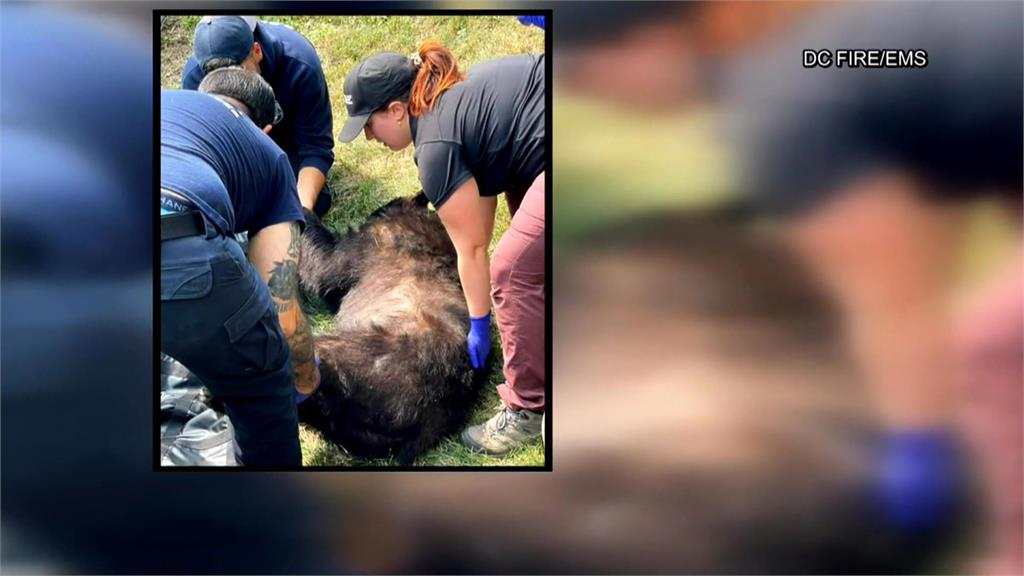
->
[411,54,545,208]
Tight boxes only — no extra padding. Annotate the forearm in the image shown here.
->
[456,244,492,317]
[296,166,326,211]
[249,221,320,393]
[277,304,319,394]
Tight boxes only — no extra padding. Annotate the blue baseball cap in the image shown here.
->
[193,16,256,68]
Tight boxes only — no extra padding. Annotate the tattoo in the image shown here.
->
[288,311,315,367]
[265,222,315,386]
[268,223,301,301]
[287,221,301,259]
[268,260,298,300]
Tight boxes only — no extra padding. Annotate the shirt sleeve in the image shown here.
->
[248,152,306,236]
[181,56,204,90]
[287,62,335,176]
[415,141,474,209]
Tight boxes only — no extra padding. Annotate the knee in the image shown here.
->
[490,247,513,293]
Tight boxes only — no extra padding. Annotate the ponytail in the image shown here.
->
[408,41,464,117]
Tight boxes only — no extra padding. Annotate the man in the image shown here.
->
[161,67,320,466]
[182,16,335,217]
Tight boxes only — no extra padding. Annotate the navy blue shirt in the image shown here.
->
[411,54,545,208]
[182,20,335,179]
[161,89,305,236]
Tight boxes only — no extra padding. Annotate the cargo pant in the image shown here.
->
[493,172,546,412]
[957,246,1022,574]
[161,218,302,467]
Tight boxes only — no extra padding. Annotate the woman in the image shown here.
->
[338,42,546,455]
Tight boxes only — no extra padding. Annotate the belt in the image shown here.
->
[160,192,208,241]
[161,210,208,241]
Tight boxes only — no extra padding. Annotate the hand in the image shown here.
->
[296,354,321,404]
[875,428,963,534]
[467,313,492,369]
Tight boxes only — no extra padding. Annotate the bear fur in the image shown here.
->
[296,193,489,465]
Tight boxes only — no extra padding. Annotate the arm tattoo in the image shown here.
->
[268,260,298,300]
[267,223,301,301]
[265,222,315,375]
[287,311,315,367]
[287,221,301,259]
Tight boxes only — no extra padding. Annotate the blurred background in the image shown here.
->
[3,1,1021,574]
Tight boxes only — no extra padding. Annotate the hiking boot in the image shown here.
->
[461,402,542,455]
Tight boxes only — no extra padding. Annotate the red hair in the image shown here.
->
[408,41,464,117]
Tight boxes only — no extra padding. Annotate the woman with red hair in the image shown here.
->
[338,41,546,455]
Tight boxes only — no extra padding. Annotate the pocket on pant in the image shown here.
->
[161,260,213,301]
[224,290,287,372]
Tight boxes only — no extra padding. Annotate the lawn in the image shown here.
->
[160,15,546,467]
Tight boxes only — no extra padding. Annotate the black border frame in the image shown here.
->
[154,7,553,472]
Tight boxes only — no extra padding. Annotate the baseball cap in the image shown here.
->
[338,52,417,143]
[193,16,255,68]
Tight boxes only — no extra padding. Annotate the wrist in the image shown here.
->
[470,312,491,328]
[876,427,963,532]
[296,354,321,404]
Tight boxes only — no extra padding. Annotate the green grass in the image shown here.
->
[161,15,545,467]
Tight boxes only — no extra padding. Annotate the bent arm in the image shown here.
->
[292,64,334,210]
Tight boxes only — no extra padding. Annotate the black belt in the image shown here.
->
[161,210,208,241]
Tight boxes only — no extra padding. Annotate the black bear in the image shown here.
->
[296,193,488,465]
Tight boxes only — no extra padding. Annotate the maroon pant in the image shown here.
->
[957,246,1022,574]
[493,172,546,411]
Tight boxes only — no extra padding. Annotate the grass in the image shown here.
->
[161,15,546,467]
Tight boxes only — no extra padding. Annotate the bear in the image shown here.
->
[296,192,489,465]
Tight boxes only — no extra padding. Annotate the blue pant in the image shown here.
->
[160,224,301,467]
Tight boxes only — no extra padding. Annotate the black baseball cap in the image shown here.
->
[338,52,417,143]
[193,16,256,68]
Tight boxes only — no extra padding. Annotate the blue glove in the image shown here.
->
[467,313,492,369]
[875,428,962,534]
[517,15,545,30]
[295,354,320,404]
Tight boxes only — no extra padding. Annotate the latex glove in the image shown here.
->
[467,313,492,369]
[875,428,963,533]
[296,354,320,404]
[517,15,545,30]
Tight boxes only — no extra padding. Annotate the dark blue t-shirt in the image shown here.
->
[182,20,335,178]
[161,89,305,236]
